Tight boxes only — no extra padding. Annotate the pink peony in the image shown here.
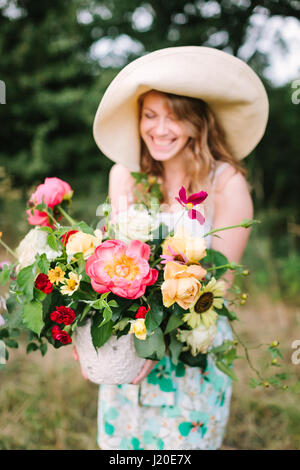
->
[29,177,73,209]
[85,239,158,299]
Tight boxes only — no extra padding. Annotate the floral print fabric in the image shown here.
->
[97,316,233,450]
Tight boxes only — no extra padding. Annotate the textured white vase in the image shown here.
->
[74,319,146,385]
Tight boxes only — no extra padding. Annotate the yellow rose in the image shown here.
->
[161,261,207,310]
[162,226,206,264]
[66,229,102,259]
[129,318,147,340]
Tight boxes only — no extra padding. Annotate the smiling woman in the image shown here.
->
[89,46,268,450]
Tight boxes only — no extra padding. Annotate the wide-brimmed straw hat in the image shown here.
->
[93,46,269,171]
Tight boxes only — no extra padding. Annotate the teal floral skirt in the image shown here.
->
[97,317,233,450]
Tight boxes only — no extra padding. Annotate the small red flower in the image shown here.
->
[50,306,76,325]
[135,306,149,319]
[175,186,208,225]
[61,230,78,246]
[35,273,53,294]
[51,325,72,344]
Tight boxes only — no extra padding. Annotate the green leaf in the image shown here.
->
[91,312,113,349]
[202,249,229,279]
[38,227,53,233]
[5,339,19,349]
[47,233,59,251]
[168,331,183,365]
[145,291,164,333]
[179,350,207,369]
[26,342,39,354]
[215,304,238,321]
[76,221,95,235]
[37,253,50,274]
[164,315,184,334]
[215,360,238,381]
[99,307,112,327]
[0,265,11,286]
[17,264,36,301]
[108,300,118,308]
[40,343,48,356]
[134,327,165,361]
[112,317,131,332]
[22,300,44,337]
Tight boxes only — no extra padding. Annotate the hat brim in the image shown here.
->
[93,46,269,171]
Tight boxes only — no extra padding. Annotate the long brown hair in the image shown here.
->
[138,90,247,211]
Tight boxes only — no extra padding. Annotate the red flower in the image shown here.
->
[50,306,76,325]
[51,325,72,344]
[35,273,53,294]
[61,230,78,246]
[175,186,208,225]
[135,306,149,319]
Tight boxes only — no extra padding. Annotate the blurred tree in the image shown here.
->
[0,0,299,222]
[0,0,112,193]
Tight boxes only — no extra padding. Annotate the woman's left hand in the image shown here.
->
[131,359,158,385]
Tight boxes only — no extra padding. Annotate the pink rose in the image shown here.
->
[85,239,158,299]
[29,177,73,209]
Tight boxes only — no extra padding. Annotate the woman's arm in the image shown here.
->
[108,163,135,219]
[211,167,254,293]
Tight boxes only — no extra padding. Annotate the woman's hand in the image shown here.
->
[73,346,89,381]
[130,359,158,385]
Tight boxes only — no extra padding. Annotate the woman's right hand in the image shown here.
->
[73,346,89,381]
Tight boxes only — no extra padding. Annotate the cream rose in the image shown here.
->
[16,228,62,270]
[113,206,158,243]
[162,226,206,264]
[177,321,218,356]
[161,261,207,310]
[66,229,102,260]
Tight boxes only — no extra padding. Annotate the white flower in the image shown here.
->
[177,321,218,356]
[113,206,158,243]
[60,271,82,296]
[15,227,62,270]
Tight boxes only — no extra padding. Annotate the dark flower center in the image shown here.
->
[194,292,214,313]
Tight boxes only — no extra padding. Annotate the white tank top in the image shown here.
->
[157,162,230,248]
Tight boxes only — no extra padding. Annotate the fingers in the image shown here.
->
[73,346,89,381]
[131,360,158,385]
[73,346,79,361]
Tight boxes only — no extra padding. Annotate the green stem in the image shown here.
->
[57,206,77,226]
[230,322,265,382]
[0,238,18,260]
[206,263,242,272]
[204,220,259,238]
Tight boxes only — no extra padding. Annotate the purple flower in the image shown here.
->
[175,186,208,225]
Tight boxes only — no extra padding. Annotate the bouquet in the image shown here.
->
[0,175,290,389]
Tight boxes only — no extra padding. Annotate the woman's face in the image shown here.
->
[139,91,191,163]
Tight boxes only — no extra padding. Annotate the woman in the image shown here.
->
[84,46,268,449]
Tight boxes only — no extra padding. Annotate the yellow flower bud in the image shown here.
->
[241,293,248,300]
[271,341,279,347]
[271,358,278,365]
[263,381,270,388]
[242,269,249,276]
[240,299,246,305]
[282,385,288,390]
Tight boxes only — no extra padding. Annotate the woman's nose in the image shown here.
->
[154,117,169,135]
